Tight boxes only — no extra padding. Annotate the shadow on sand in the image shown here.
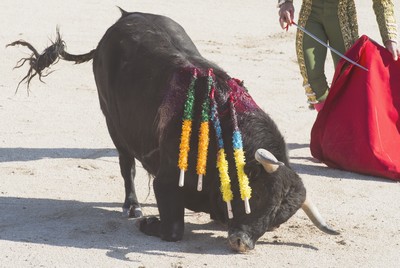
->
[0,147,118,162]
[0,196,318,260]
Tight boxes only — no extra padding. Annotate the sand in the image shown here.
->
[1,0,399,267]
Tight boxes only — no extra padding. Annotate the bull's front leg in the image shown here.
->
[139,169,185,241]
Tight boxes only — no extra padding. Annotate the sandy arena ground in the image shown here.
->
[1,1,399,267]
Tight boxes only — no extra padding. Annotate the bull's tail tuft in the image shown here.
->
[7,27,95,92]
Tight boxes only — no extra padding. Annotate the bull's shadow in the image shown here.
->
[0,196,227,258]
[0,147,118,162]
[0,196,317,260]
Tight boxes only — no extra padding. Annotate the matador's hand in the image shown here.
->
[279,2,295,30]
[385,40,399,61]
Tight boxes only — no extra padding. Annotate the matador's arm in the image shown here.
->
[372,0,398,43]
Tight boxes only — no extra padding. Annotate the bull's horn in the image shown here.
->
[255,148,284,173]
[302,197,340,235]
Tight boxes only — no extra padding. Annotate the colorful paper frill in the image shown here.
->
[177,67,251,219]
[196,69,213,191]
[178,69,198,187]
[210,84,234,219]
[229,94,252,214]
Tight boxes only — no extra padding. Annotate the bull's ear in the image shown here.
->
[255,148,284,173]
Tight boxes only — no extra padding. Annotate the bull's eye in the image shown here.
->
[250,192,262,206]
[247,165,263,180]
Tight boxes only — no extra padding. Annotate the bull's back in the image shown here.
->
[92,12,201,163]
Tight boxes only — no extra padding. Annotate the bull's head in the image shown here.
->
[227,148,339,252]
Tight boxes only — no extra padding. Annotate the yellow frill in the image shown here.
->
[234,149,252,200]
[178,120,192,171]
[196,121,210,175]
[217,149,233,202]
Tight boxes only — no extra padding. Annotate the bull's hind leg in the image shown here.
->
[104,117,143,218]
[119,151,143,218]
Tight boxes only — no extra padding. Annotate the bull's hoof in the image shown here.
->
[122,206,143,218]
[130,207,143,218]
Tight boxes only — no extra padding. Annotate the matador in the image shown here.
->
[278,0,398,109]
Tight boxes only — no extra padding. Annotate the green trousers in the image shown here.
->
[299,0,347,102]
[296,0,397,105]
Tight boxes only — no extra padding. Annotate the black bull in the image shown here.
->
[8,10,339,252]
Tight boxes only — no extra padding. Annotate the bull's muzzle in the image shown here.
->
[228,231,255,253]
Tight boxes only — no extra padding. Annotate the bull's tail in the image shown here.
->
[60,47,96,64]
[7,27,95,92]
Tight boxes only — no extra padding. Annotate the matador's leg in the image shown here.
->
[296,0,354,109]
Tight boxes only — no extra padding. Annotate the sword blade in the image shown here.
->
[292,22,368,72]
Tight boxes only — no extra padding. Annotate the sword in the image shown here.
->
[290,22,368,72]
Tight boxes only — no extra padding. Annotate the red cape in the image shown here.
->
[310,35,400,181]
